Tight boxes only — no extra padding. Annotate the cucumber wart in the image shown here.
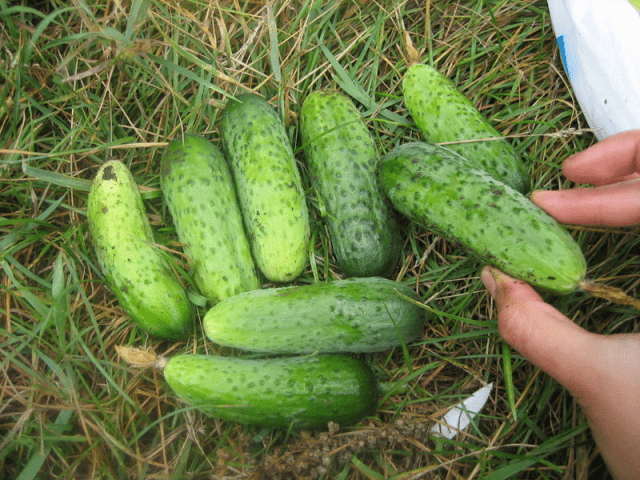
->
[87,160,192,340]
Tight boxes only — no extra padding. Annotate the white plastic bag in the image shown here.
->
[547,0,640,140]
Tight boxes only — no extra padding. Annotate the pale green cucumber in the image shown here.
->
[203,276,425,354]
[403,63,530,194]
[299,90,402,278]
[221,93,310,282]
[378,142,587,293]
[87,160,192,340]
[160,134,260,304]
[163,353,378,429]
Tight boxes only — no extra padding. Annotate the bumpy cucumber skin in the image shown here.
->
[221,94,310,282]
[87,160,192,340]
[204,276,425,354]
[378,142,586,294]
[299,90,402,278]
[164,354,378,429]
[403,63,530,194]
[160,134,260,304]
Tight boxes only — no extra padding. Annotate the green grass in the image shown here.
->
[1,0,637,478]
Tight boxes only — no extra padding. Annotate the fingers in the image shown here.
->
[480,266,600,402]
[530,130,640,226]
[531,178,640,226]
[562,129,640,186]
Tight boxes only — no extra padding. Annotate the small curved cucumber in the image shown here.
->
[378,142,586,293]
[160,134,260,304]
[221,94,311,282]
[163,353,378,429]
[87,160,192,340]
[403,63,530,194]
[203,276,425,354]
[299,90,402,278]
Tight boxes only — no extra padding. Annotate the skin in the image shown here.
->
[481,130,640,480]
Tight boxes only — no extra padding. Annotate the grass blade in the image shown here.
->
[22,163,92,191]
[502,341,518,421]
[267,3,282,83]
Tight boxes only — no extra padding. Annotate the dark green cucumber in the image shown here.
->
[163,353,378,429]
[160,134,260,304]
[203,276,425,354]
[87,160,192,340]
[221,93,310,282]
[403,63,530,194]
[378,142,586,293]
[299,90,402,278]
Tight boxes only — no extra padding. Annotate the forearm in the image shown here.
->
[581,335,640,480]
[587,407,640,480]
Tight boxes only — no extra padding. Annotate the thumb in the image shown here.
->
[480,266,599,402]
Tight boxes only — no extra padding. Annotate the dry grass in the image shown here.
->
[1,0,637,479]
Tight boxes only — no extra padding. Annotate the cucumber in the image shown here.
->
[299,90,402,278]
[378,142,586,294]
[203,276,425,354]
[87,160,192,340]
[402,63,530,194]
[163,353,378,429]
[221,93,310,282]
[160,134,260,304]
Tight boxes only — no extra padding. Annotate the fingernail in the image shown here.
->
[480,266,498,297]
[529,189,546,205]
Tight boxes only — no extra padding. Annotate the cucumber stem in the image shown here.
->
[402,31,420,66]
[580,281,640,310]
[155,356,168,371]
[115,345,162,369]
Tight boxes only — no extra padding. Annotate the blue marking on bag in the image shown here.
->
[557,35,568,74]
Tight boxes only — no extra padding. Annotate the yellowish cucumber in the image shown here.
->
[160,134,260,304]
[221,93,311,282]
[87,160,192,340]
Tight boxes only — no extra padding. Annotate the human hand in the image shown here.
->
[481,130,640,480]
[528,129,640,226]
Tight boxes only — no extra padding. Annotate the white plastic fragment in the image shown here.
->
[430,383,493,439]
